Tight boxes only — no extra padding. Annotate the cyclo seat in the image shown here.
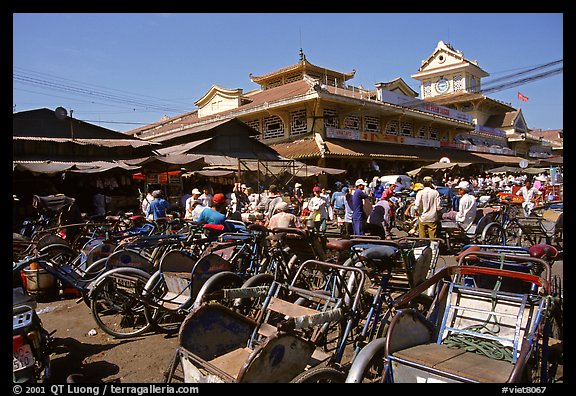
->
[359,245,400,270]
[529,244,558,260]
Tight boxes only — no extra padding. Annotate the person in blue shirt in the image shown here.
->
[373,179,385,201]
[197,193,233,231]
[352,179,369,235]
[331,186,347,213]
[146,190,170,220]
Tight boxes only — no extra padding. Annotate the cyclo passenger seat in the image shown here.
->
[358,245,401,271]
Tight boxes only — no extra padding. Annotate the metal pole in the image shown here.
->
[69,109,75,140]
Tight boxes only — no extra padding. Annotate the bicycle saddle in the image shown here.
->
[529,244,558,261]
[360,245,400,269]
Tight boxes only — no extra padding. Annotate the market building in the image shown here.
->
[127,42,559,186]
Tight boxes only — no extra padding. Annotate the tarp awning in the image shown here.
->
[487,166,549,174]
[13,161,142,174]
[407,161,473,176]
[470,152,531,165]
[13,162,77,174]
[182,169,236,177]
[292,165,347,177]
[535,156,563,165]
[121,154,206,172]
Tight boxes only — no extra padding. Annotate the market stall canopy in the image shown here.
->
[292,164,347,177]
[407,161,473,177]
[121,153,206,172]
[535,156,563,166]
[13,160,142,175]
[69,161,142,173]
[181,159,346,179]
[183,169,236,178]
[13,162,77,174]
[486,165,522,174]
[487,165,549,174]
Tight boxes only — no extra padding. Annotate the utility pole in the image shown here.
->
[69,109,75,140]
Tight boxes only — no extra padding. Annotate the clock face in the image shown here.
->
[436,78,449,93]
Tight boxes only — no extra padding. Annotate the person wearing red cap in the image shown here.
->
[308,186,329,234]
[197,192,230,230]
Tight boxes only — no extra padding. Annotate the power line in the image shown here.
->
[13,73,184,113]
[13,66,194,109]
[13,59,562,129]
[13,67,193,115]
[481,59,562,87]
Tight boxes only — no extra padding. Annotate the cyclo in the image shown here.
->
[88,222,270,338]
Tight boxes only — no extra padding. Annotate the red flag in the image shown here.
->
[518,92,529,102]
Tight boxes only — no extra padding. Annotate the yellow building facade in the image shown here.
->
[128,43,553,182]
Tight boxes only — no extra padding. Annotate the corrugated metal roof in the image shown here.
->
[13,108,152,142]
[270,139,322,159]
[13,136,155,148]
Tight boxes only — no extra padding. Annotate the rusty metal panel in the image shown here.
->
[239,333,314,383]
[179,304,255,361]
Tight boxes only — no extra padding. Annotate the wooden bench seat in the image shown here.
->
[392,343,514,383]
[267,297,320,318]
[209,347,252,379]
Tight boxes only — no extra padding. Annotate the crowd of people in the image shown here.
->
[132,166,559,241]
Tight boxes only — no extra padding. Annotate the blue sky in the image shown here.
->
[13,13,563,132]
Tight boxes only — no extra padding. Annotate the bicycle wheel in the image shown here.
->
[193,271,245,308]
[143,274,186,336]
[233,273,274,318]
[346,337,387,383]
[505,220,522,246]
[481,223,505,245]
[90,269,152,338]
[38,243,78,266]
[290,366,346,383]
[525,307,563,383]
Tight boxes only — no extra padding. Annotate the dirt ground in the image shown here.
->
[37,296,178,383]
[33,248,563,384]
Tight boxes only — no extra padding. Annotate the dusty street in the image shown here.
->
[37,298,178,383]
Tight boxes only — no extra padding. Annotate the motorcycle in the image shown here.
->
[13,257,53,383]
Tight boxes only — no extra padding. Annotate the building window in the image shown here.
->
[244,119,261,140]
[324,109,338,128]
[290,109,308,136]
[468,77,478,93]
[429,126,439,140]
[344,114,361,130]
[417,125,428,138]
[364,116,380,133]
[454,75,464,91]
[263,115,285,139]
[385,120,399,135]
[400,121,413,136]
[423,82,432,98]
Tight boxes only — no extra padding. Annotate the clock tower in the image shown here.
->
[411,40,489,100]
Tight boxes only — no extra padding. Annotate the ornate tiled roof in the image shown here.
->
[250,57,355,84]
